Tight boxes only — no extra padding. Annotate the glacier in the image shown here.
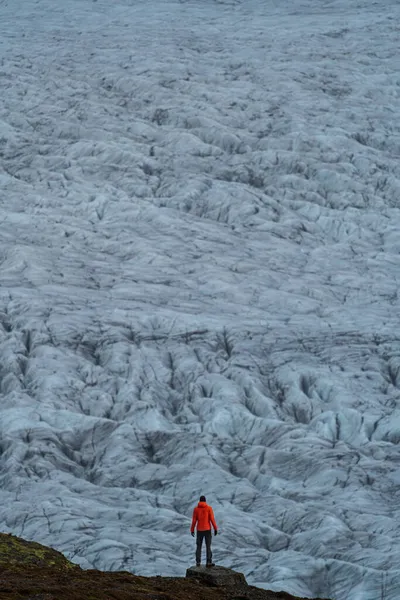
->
[0,0,400,598]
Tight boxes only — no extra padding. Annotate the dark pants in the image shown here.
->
[196,529,212,565]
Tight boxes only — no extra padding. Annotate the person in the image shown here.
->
[190,495,218,567]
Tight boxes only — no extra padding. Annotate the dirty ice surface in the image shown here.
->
[0,0,400,598]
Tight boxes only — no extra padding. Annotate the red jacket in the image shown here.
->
[191,501,218,533]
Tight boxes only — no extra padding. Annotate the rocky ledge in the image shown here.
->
[186,564,248,587]
[0,533,332,600]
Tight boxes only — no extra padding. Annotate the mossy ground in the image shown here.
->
[0,534,331,600]
[0,533,77,571]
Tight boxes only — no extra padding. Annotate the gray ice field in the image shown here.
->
[0,0,400,598]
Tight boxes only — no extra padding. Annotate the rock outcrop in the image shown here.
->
[0,532,77,571]
[186,564,248,587]
[0,533,333,600]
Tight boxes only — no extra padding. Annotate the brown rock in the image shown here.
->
[0,533,333,600]
[186,565,248,587]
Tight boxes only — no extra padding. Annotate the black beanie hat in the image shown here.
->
[200,495,206,502]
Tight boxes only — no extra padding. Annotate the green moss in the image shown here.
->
[0,533,78,570]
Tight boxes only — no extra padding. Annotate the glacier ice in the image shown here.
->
[0,0,400,598]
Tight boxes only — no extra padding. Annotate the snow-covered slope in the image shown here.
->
[1,0,400,598]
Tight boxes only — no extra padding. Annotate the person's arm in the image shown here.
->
[209,506,218,532]
[191,508,198,533]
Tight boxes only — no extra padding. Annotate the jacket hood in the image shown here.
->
[198,501,208,507]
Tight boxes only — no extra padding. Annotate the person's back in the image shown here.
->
[190,495,218,567]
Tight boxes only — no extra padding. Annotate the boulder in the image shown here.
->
[186,565,248,587]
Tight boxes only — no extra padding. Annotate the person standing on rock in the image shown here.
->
[191,495,218,567]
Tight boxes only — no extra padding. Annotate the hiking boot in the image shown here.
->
[196,563,201,567]
[206,563,215,568]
